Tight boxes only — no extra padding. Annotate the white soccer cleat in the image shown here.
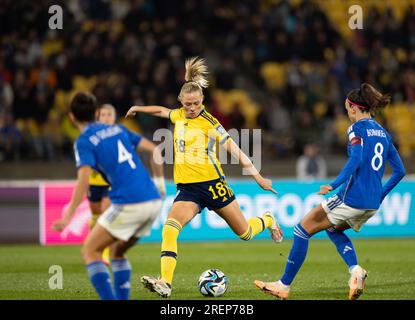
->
[264,212,283,243]
[254,279,290,300]
[348,265,368,300]
[141,276,172,298]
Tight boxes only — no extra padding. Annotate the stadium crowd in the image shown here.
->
[0,0,414,162]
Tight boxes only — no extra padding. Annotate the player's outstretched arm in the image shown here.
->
[125,105,171,119]
[137,137,166,197]
[223,138,277,195]
[51,166,91,231]
[381,144,406,201]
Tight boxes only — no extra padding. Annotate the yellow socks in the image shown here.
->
[102,247,110,265]
[239,215,273,241]
[262,213,274,229]
[89,214,100,230]
[160,218,182,285]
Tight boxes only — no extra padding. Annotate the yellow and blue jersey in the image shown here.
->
[87,170,110,202]
[89,170,109,186]
[169,106,231,184]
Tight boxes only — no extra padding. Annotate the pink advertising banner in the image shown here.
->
[40,182,91,245]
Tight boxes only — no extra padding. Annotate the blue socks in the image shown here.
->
[279,225,358,286]
[111,259,132,300]
[86,261,116,300]
[87,259,132,300]
[281,224,311,286]
[326,227,357,271]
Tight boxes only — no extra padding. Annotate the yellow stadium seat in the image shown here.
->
[313,102,328,119]
[42,39,64,59]
[53,90,70,113]
[120,118,142,134]
[211,89,260,127]
[334,115,350,144]
[61,117,80,142]
[27,119,40,136]
[72,76,96,92]
[260,62,286,91]
[383,102,415,156]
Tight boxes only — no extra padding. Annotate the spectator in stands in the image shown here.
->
[0,112,22,161]
[0,74,13,113]
[296,143,327,181]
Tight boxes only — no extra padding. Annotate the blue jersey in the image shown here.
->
[330,118,405,210]
[74,122,160,204]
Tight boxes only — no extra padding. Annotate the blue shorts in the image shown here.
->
[87,185,109,202]
[174,178,236,213]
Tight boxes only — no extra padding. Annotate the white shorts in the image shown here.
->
[98,199,162,241]
[321,195,377,232]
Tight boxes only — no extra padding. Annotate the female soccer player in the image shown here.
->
[52,92,165,300]
[88,104,117,265]
[125,57,283,298]
[255,83,406,300]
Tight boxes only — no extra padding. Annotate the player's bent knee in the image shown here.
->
[81,243,102,263]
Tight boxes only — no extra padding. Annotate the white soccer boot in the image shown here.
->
[254,279,290,300]
[264,212,283,243]
[141,276,172,298]
[348,265,368,300]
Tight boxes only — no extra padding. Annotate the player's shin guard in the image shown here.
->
[280,224,311,286]
[111,259,131,300]
[239,216,272,241]
[160,218,182,286]
[86,261,116,300]
[326,227,358,271]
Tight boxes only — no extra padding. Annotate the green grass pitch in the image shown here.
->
[0,238,414,300]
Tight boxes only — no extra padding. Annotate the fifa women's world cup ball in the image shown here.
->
[198,269,228,297]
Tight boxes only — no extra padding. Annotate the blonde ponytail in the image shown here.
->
[179,57,209,101]
[184,57,209,88]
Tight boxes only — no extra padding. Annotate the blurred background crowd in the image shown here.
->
[0,0,414,175]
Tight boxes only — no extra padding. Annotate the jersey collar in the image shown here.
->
[82,121,98,133]
[356,117,372,123]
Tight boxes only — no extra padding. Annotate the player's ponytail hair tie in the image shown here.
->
[184,79,198,87]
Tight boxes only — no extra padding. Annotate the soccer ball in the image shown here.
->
[198,269,228,297]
